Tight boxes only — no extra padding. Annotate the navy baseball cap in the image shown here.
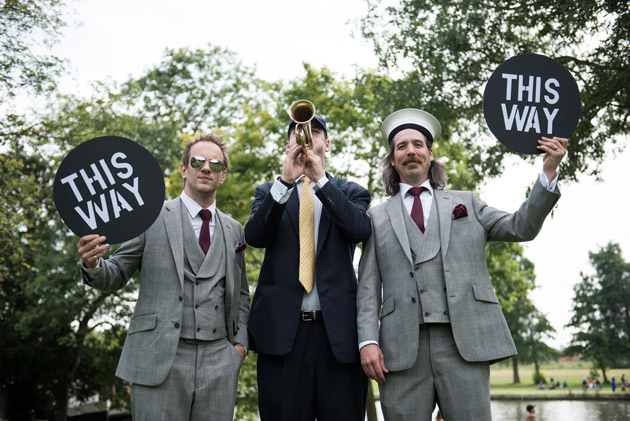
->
[287,114,328,139]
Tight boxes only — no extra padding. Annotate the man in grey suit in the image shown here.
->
[357,109,568,420]
[77,134,250,421]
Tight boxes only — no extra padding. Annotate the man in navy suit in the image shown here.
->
[245,113,371,421]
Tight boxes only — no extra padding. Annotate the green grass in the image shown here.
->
[490,361,630,398]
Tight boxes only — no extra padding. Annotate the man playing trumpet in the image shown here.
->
[245,104,371,421]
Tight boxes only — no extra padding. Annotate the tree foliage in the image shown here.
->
[566,242,630,382]
[486,242,557,383]
[359,0,630,182]
[0,0,66,100]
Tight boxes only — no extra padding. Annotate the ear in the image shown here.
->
[180,162,187,180]
[219,170,227,185]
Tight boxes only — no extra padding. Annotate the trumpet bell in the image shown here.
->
[288,99,316,152]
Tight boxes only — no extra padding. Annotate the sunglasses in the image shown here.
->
[189,156,226,172]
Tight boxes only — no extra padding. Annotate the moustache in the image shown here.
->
[403,157,423,165]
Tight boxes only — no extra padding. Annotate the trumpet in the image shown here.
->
[288,99,316,153]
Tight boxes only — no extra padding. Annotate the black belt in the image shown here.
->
[300,310,323,322]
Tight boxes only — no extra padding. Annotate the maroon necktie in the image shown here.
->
[199,209,212,254]
[408,187,428,233]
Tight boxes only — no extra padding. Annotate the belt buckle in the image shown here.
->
[301,312,311,322]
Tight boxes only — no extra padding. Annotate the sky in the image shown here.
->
[51,0,630,349]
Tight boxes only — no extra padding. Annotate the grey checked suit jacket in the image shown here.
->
[357,180,559,371]
[81,198,250,386]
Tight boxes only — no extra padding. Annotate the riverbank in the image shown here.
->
[490,360,630,401]
[491,391,630,401]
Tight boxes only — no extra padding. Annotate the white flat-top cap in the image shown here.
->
[381,108,442,147]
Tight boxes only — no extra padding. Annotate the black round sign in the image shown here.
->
[483,53,581,154]
[54,136,165,244]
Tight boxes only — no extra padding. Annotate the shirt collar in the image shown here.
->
[180,191,217,219]
[400,179,434,198]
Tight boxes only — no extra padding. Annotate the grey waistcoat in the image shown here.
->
[403,197,450,324]
[180,206,228,340]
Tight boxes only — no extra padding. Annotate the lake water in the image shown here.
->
[373,399,630,420]
[491,399,630,421]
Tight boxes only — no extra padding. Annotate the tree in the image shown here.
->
[486,242,557,384]
[359,0,630,182]
[0,147,135,420]
[0,0,66,100]
[566,242,630,383]
[504,297,559,384]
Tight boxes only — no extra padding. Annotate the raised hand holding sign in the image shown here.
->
[483,53,580,154]
[54,136,165,244]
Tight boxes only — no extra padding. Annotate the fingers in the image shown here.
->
[537,136,568,155]
[77,234,109,268]
[360,344,388,384]
[235,344,246,360]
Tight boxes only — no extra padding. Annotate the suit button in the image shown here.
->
[444,311,449,316]
[419,289,426,294]
[195,281,200,286]
[424,312,430,317]
[174,322,180,329]
[215,305,219,310]
[195,304,199,309]
[414,265,420,271]
[212,328,217,333]
[179,296,183,301]
[197,328,201,332]
[411,297,416,303]
[409,272,414,277]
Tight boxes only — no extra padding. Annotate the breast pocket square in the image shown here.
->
[452,204,468,220]
[235,242,247,252]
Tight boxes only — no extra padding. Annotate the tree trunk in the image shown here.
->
[366,380,378,421]
[512,356,520,384]
[55,393,69,421]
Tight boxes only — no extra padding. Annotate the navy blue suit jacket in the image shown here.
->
[245,173,371,364]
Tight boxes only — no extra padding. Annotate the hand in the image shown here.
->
[280,143,306,184]
[302,149,325,183]
[537,136,568,183]
[234,344,246,360]
[360,344,388,384]
[77,234,109,268]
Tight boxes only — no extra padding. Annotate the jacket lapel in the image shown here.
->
[164,198,185,289]
[434,189,452,259]
[286,188,300,238]
[316,173,335,256]
[215,209,234,312]
[384,193,413,265]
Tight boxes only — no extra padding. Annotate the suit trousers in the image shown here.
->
[256,319,367,421]
[379,324,491,421]
[131,338,242,421]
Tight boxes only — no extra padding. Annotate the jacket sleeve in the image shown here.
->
[80,233,145,292]
[356,213,381,344]
[315,179,372,244]
[234,224,251,348]
[244,182,289,248]
[476,178,560,242]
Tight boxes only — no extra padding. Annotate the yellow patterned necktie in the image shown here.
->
[299,177,315,293]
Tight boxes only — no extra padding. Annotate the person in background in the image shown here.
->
[525,404,536,420]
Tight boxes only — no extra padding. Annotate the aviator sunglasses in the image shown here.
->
[189,156,226,172]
